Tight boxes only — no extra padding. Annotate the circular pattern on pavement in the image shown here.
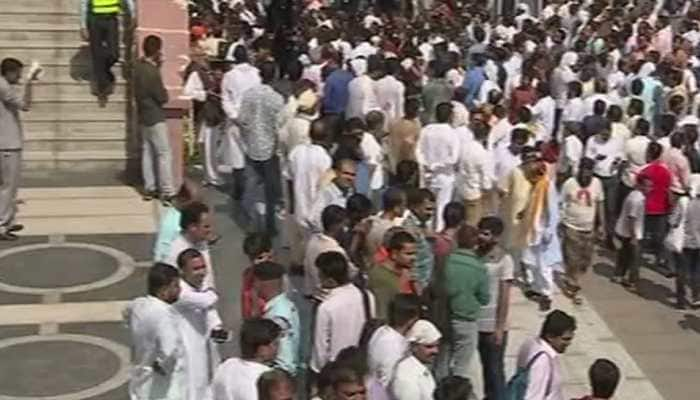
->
[0,247,118,289]
[0,334,130,400]
[0,243,135,295]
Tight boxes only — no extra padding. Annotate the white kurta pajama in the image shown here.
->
[390,356,436,400]
[166,234,215,289]
[367,326,408,400]
[211,358,270,400]
[125,296,187,400]
[173,280,223,400]
[416,123,460,231]
[346,74,381,120]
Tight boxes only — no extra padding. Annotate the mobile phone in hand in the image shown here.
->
[210,329,231,343]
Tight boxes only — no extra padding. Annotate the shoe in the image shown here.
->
[676,301,689,310]
[142,191,157,201]
[0,232,18,241]
[611,276,624,284]
[8,224,24,233]
[161,195,175,207]
[691,298,700,308]
[539,297,552,312]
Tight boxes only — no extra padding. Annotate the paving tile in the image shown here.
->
[68,233,155,262]
[0,324,37,340]
[60,321,130,347]
[62,268,148,303]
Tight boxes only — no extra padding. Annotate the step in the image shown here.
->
[38,63,127,84]
[24,149,127,162]
[22,154,129,173]
[0,13,80,29]
[0,44,129,66]
[20,197,151,218]
[33,82,127,101]
[19,186,142,200]
[19,215,155,235]
[1,29,85,44]
[24,137,125,153]
[23,120,128,139]
[1,0,81,14]
[23,101,126,122]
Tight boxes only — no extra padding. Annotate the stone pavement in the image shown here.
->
[0,183,693,399]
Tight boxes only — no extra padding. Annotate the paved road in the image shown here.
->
[0,183,696,399]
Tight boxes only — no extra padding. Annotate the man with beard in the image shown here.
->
[475,217,513,400]
[560,158,605,304]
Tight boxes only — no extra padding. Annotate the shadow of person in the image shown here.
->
[69,45,92,82]
[678,314,700,334]
[636,278,676,308]
[592,262,616,279]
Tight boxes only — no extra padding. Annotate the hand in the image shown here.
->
[491,330,504,346]
[152,361,165,376]
[29,67,43,81]
[80,28,89,41]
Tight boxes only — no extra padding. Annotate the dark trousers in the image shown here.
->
[248,156,282,236]
[676,249,700,303]
[597,175,618,240]
[615,236,640,283]
[645,214,670,269]
[88,14,119,92]
[478,331,508,400]
[616,182,633,216]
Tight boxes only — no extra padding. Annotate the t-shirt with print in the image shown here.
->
[478,247,514,332]
[561,177,605,232]
[615,190,646,240]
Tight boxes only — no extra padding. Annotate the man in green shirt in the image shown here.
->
[368,230,416,319]
[435,224,490,380]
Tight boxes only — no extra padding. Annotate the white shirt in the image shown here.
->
[531,96,556,142]
[561,177,605,232]
[368,326,408,388]
[560,135,583,175]
[346,75,381,120]
[280,114,313,157]
[561,97,585,124]
[166,234,215,289]
[615,189,646,240]
[174,280,223,400]
[303,233,350,295]
[478,249,514,332]
[489,118,513,150]
[288,144,332,225]
[351,42,378,59]
[221,63,261,120]
[360,132,385,190]
[375,75,405,125]
[583,93,610,117]
[622,135,651,188]
[390,356,436,400]
[416,123,460,175]
[515,337,564,400]
[311,283,375,372]
[183,72,207,102]
[584,136,624,178]
[446,68,464,88]
[494,144,522,183]
[125,296,187,400]
[457,139,494,200]
[211,358,270,400]
[305,182,353,232]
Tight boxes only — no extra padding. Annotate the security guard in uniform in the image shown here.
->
[79,0,135,97]
[253,261,301,376]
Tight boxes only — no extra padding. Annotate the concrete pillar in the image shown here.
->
[134,0,190,189]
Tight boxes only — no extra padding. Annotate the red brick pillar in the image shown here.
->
[136,0,190,189]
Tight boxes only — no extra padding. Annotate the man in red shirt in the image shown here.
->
[637,142,673,276]
[241,233,273,318]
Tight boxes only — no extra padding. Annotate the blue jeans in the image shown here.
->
[478,331,508,400]
[435,319,478,379]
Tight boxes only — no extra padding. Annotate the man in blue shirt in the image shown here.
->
[462,53,487,110]
[322,53,353,116]
[253,261,301,376]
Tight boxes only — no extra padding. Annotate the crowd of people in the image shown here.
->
[120,0,700,399]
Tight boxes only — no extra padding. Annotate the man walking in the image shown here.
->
[238,61,287,236]
[134,35,176,204]
[80,0,135,97]
[0,58,40,240]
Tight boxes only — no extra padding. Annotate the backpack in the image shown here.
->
[505,351,553,400]
[354,283,385,351]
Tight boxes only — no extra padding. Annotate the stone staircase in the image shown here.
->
[0,0,131,180]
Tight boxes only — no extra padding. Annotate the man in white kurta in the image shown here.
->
[211,319,280,400]
[220,46,261,171]
[390,320,441,400]
[416,103,460,231]
[165,204,216,289]
[375,61,405,128]
[345,58,381,120]
[173,249,223,400]
[125,264,186,400]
